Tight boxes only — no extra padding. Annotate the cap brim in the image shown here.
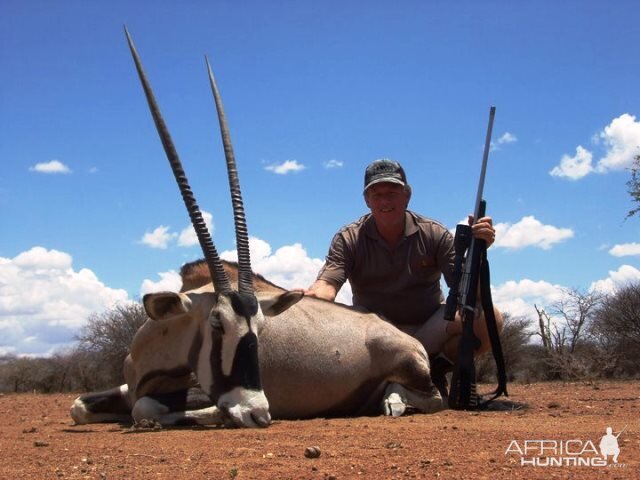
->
[364,177,406,193]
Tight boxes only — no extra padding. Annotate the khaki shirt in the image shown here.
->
[317,211,455,325]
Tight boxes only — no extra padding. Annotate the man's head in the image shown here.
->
[363,159,411,230]
[363,159,409,193]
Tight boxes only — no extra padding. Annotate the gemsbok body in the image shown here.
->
[70,29,442,428]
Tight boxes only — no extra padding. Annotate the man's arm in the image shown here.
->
[304,231,350,302]
[305,279,339,301]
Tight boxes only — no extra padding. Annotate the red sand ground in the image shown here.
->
[0,381,637,479]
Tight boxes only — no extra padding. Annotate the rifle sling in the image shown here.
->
[477,252,509,407]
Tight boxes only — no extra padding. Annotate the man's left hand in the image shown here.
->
[468,215,496,248]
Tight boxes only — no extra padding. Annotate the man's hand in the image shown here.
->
[303,279,338,302]
[468,215,496,248]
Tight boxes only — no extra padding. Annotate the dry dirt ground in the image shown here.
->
[0,381,638,479]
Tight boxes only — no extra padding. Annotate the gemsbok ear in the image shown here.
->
[258,291,304,317]
[143,292,193,320]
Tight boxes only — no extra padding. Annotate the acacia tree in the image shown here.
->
[75,302,148,387]
[590,283,640,377]
[535,305,564,354]
[534,288,604,379]
[627,154,640,219]
[0,356,34,392]
[547,288,604,354]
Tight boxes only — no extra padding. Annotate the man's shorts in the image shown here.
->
[395,304,451,356]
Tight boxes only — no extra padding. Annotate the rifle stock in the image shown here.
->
[448,201,486,409]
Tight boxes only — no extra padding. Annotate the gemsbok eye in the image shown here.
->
[210,312,224,333]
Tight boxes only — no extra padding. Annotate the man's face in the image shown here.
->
[364,182,410,230]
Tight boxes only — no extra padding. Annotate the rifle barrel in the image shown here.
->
[473,106,496,222]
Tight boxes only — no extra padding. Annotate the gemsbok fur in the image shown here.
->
[70,29,443,428]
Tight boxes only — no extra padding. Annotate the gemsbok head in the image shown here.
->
[124,28,302,427]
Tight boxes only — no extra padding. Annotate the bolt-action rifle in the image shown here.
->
[444,106,508,410]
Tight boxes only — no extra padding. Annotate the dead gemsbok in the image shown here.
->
[70,29,442,428]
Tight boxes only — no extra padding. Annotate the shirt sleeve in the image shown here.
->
[436,227,456,288]
[316,231,350,289]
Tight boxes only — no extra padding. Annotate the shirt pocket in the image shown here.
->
[408,253,438,282]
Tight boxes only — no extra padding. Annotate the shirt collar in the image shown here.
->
[364,211,419,242]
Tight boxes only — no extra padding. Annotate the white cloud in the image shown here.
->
[324,159,344,168]
[177,211,214,247]
[550,113,640,180]
[0,247,130,356]
[139,211,214,250]
[12,247,73,270]
[549,145,594,180]
[140,270,182,295]
[140,225,176,249]
[498,132,517,144]
[609,243,640,257]
[221,237,323,291]
[140,236,354,304]
[29,160,72,174]
[491,132,518,150]
[493,216,574,250]
[589,264,640,295]
[492,278,566,320]
[217,236,354,304]
[265,160,306,175]
[596,113,640,173]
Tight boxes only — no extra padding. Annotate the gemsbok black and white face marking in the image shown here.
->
[207,292,268,427]
[143,289,270,427]
[143,287,301,427]
[210,292,260,382]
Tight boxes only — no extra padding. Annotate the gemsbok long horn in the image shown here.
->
[124,26,232,293]
[205,56,253,294]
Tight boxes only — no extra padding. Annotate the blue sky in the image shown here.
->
[1,1,639,356]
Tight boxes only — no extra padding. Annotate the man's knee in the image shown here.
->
[475,307,503,354]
